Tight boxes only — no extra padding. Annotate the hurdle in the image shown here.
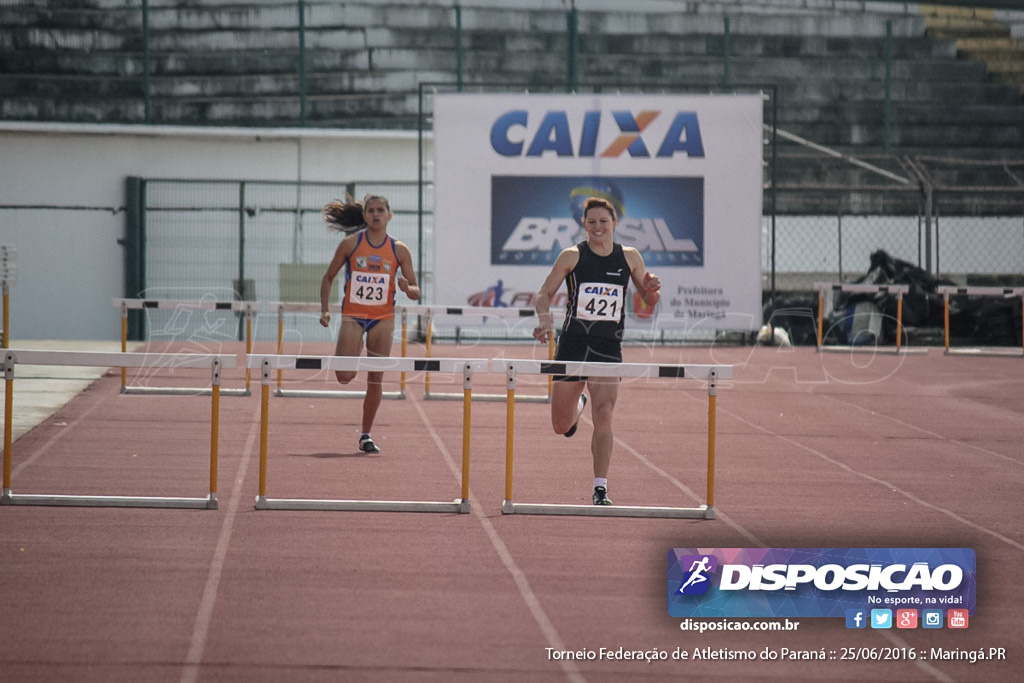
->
[814,282,917,353]
[249,354,488,512]
[406,305,554,403]
[2,349,234,509]
[938,285,1024,357]
[114,298,259,395]
[0,245,15,348]
[269,301,405,400]
[495,358,732,519]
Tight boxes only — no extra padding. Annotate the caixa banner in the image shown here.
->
[668,548,976,618]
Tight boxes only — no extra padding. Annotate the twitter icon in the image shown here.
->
[870,609,893,629]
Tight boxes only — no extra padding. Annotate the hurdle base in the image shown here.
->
[122,385,250,397]
[424,391,549,403]
[274,389,405,400]
[817,346,927,355]
[254,495,469,513]
[501,500,714,519]
[944,347,1024,358]
[1,489,218,509]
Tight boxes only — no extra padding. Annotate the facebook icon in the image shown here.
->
[845,609,867,629]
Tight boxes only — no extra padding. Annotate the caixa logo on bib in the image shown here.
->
[667,548,976,619]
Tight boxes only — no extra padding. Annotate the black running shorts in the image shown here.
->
[552,333,622,382]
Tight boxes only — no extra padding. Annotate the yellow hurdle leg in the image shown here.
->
[943,294,950,352]
[896,295,904,352]
[276,313,283,391]
[547,334,554,398]
[2,284,9,349]
[707,392,717,508]
[120,308,128,390]
[245,313,253,392]
[462,388,471,502]
[400,310,408,393]
[504,387,515,502]
[210,360,221,499]
[816,291,824,349]
[259,382,269,498]
[4,375,12,492]
[424,316,433,395]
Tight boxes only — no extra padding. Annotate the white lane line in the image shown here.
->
[820,392,1024,467]
[408,392,586,683]
[180,407,262,683]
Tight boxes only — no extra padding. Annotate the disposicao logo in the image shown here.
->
[676,555,718,596]
[667,548,976,619]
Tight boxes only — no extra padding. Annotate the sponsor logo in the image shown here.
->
[717,562,964,592]
[948,609,969,629]
[676,555,717,596]
[922,609,944,629]
[896,609,918,629]
[668,548,976,619]
[354,273,387,285]
[582,285,621,297]
[871,609,893,629]
[490,110,705,158]
[491,176,704,267]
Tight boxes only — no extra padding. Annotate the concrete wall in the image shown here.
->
[0,123,423,340]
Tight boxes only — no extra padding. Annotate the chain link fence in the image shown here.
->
[129,154,1023,347]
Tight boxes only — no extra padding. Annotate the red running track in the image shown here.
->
[0,343,1021,682]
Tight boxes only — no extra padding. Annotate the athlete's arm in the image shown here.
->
[319,235,357,327]
[394,241,421,301]
[533,247,579,343]
[625,247,661,307]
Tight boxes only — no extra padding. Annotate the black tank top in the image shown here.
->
[561,242,632,340]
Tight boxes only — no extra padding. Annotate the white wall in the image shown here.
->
[0,123,424,340]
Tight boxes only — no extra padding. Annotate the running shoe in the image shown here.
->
[358,434,380,453]
[564,394,587,438]
[592,486,612,506]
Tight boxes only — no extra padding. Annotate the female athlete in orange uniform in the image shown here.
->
[319,195,420,453]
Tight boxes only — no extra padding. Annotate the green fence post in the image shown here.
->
[566,3,578,91]
[142,0,151,123]
[884,20,892,154]
[456,3,463,92]
[299,0,307,127]
[122,177,146,340]
[723,17,731,88]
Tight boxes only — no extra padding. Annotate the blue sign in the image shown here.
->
[668,548,976,619]
[491,176,704,267]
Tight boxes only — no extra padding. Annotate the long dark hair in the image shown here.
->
[322,194,391,234]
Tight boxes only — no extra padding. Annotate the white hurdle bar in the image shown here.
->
[814,283,915,353]
[2,349,235,509]
[270,302,404,400]
[248,354,488,512]
[403,305,554,403]
[938,285,1024,356]
[494,359,733,519]
[114,298,259,395]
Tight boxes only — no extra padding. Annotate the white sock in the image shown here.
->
[594,477,608,489]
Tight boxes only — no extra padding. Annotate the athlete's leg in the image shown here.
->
[334,317,365,384]
[360,317,396,434]
[585,377,619,479]
[550,379,586,435]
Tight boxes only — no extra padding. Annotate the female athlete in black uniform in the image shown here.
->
[532,197,661,505]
